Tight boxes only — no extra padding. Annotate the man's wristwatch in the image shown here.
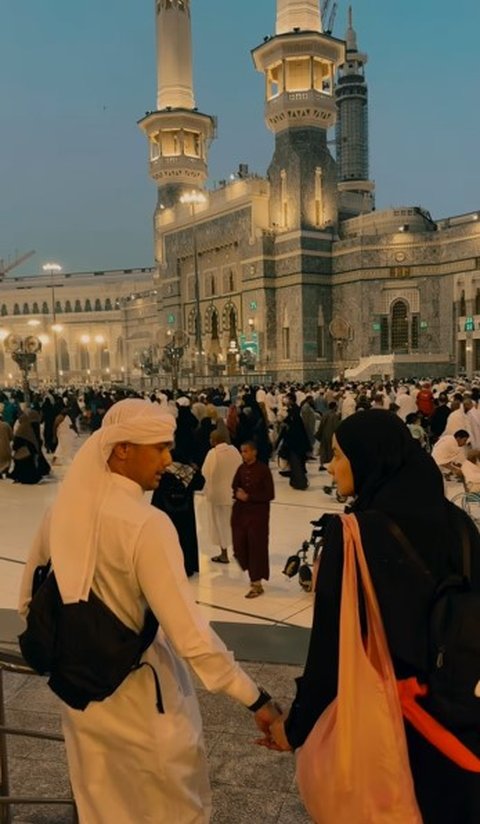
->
[248,687,272,712]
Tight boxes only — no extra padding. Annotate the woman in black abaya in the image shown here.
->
[271,410,480,824]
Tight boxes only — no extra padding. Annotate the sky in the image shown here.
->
[1,0,478,277]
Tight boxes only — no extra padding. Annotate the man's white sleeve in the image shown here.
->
[133,510,259,707]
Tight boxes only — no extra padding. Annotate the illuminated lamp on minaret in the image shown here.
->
[252,0,345,231]
[138,0,216,212]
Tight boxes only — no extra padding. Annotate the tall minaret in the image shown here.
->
[138,0,216,211]
[252,0,345,230]
[335,6,374,216]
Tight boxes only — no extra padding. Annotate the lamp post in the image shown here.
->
[42,261,62,386]
[3,333,42,407]
[179,191,207,381]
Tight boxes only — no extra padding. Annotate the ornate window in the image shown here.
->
[13,303,20,315]
[85,299,92,312]
[105,298,113,311]
[22,303,29,315]
[65,300,72,313]
[32,302,39,314]
[459,290,466,315]
[94,298,102,311]
[74,300,82,312]
[42,302,49,314]
[55,300,62,314]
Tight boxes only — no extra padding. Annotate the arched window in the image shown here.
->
[105,298,113,311]
[74,300,82,313]
[211,309,219,340]
[79,345,90,371]
[475,289,480,315]
[228,270,235,292]
[1,304,7,317]
[13,303,20,315]
[391,300,409,352]
[460,290,466,316]
[99,344,110,371]
[42,302,49,314]
[116,337,125,365]
[55,300,63,314]
[22,303,29,315]
[94,298,102,311]
[58,339,70,372]
[32,302,39,314]
[85,299,92,312]
[228,307,237,342]
[65,300,72,313]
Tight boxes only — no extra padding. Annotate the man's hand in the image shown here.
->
[236,488,249,502]
[254,700,282,736]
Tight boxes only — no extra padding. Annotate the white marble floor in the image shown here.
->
[0,450,345,629]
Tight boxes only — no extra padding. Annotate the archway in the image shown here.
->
[391,300,409,352]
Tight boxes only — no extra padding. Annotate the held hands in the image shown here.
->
[254,702,293,752]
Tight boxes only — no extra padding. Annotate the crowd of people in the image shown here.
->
[7,374,480,821]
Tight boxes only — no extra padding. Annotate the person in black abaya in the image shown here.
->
[9,410,50,484]
[268,410,480,824]
[276,402,310,489]
[151,444,204,577]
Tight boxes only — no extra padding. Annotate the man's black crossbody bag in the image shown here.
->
[19,561,163,713]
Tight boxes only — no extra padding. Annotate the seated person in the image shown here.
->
[460,450,480,493]
[405,412,427,448]
[431,429,469,479]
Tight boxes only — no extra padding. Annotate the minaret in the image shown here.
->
[335,6,374,216]
[138,0,216,211]
[252,0,345,230]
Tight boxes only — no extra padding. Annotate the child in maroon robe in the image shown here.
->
[231,441,275,598]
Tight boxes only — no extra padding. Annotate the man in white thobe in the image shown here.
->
[202,430,242,564]
[19,400,279,824]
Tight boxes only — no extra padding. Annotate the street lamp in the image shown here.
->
[3,333,42,406]
[42,261,62,385]
[180,191,207,380]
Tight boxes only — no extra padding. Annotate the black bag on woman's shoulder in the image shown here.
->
[19,561,162,712]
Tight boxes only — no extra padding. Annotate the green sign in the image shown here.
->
[372,322,381,332]
[420,321,428,330]
[167,313,176,325]
[249,300,257,311]
[465,317,475,332]
[239,332,259,357]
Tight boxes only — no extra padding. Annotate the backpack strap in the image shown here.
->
[380,516,434,581]
[380,509,472,584]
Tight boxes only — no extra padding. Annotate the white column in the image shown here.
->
[156,0,195,110]
[276,0,322,35]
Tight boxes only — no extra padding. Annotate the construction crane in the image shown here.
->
[0,250,35,280]
[321,0,338,34]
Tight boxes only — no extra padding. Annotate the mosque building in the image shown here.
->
[1,0,479,386]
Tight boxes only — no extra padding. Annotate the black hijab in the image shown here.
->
[335,410,445,515]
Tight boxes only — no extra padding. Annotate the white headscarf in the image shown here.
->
[50,399,176,604]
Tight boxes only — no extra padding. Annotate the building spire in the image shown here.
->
[346,5,358,52]
[335,6,375,217]
[276,0,322,35]
[156,0,194,110]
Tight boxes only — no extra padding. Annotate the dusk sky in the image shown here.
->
[1,0,478,277]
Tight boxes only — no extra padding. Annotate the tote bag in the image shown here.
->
[296,514,422,824]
